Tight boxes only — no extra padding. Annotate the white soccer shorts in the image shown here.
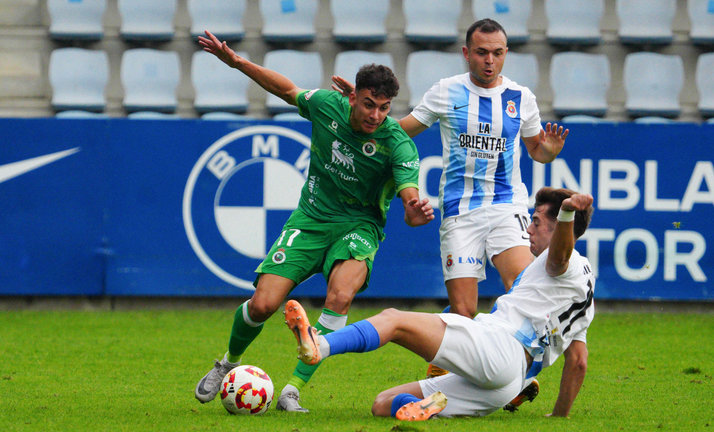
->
[419,313,527,417]
[439,203,531,281]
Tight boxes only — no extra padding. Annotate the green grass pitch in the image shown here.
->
[1,304,712,431]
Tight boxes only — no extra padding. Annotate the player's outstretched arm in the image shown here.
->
[522,122,569,164]
[548,340,588,418]
[198,30,302,106]
[399,187,434,227]
[546,193,593,277]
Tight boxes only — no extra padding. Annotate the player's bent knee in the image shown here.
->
[450,303,476,319]
[247,298,279,322]
[371,391,394,417]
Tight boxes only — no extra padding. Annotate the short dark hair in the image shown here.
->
[465,18,508,47]
[534,187,593,239]
[355,64,399,99]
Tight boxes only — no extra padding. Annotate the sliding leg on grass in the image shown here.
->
[285,301,448,419]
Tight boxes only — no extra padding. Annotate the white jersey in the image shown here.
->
[411,74,542,218]
[478,247,596,378]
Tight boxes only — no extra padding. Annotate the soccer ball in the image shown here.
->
[220,365,274,415]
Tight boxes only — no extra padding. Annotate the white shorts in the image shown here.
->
[440,203,531,281]
[419,313,527,417]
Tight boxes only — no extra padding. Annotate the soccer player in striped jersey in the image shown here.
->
[333,19,570,382]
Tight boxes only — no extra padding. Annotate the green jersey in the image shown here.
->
[295,89,420,237]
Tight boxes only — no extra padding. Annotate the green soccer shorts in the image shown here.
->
[254,210,380,292]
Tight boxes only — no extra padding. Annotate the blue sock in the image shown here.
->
[324,320,381,355]
[390,393,421,417]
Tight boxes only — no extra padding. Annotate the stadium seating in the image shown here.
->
[121,49,180,113]
[260,0,317,43]
[406,51,465,108]
[403,0,462,44]
[617,0,676,44]
[696,53,714,117]
[334,51,395,84]
[118,0,176,41]
[472,0,531,44]
[55,110,109,119]
[49,48,108,113]
[501,52,538,91]
[127,111,180,119]
[545,0,603,45]
[273,112,308,121]
[188,0,245,41]
[263,50,322,113]
[200,112,255,120]
[331,0,388,43]
[634,116,675,124]
[192,50,250,114]
[550,52,610,117]
[561,115,612,124]
[688,0,714,45]
[48,0,106,41]
[624,52,683,118]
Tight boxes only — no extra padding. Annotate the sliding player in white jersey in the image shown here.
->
[284,187,595,420]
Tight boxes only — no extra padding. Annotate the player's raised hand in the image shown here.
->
[541,122,569,154]
[331,75,354,97]
[561,193,593,212]
[198,30,242,68]
[404,197,435,227]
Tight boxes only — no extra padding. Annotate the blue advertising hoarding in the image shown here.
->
[0,118,711,300]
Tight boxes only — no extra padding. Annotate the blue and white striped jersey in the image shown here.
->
[411,74,542,218]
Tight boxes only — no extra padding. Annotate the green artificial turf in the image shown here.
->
[1,306,712,431]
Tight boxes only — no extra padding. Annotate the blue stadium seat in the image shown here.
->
[273,112,309,121]
[55,110,109,119]
[118,0,176,41]
[334,51,395,84]
[501,52,538,91]
[617,0,675,45]
[688,0,714,45]
[188,0,245,41]
[473,0,531,44]
[545,0,603,45]
[404,0,462,44]
[624,52,683,118]
[561,115,613,124]
[550,52,610,117]
[331,0,388,43]
[49,48,108,113]
[263,50,322,113]
[121,49,180,113]
[406,51,464,108]
[48,0,106,41]
[696,53,714,117]
[634,116,675,124]
[127,111,180,119]
[192,50,251,114]
[260,0,317,43]
[201,112,256,121]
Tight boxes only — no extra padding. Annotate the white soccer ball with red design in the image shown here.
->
[220,365,274,415]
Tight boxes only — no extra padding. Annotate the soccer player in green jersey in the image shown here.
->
[194,30,435,412]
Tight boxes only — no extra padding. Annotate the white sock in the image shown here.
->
[318,335,331,359]
[281,383,300,396]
